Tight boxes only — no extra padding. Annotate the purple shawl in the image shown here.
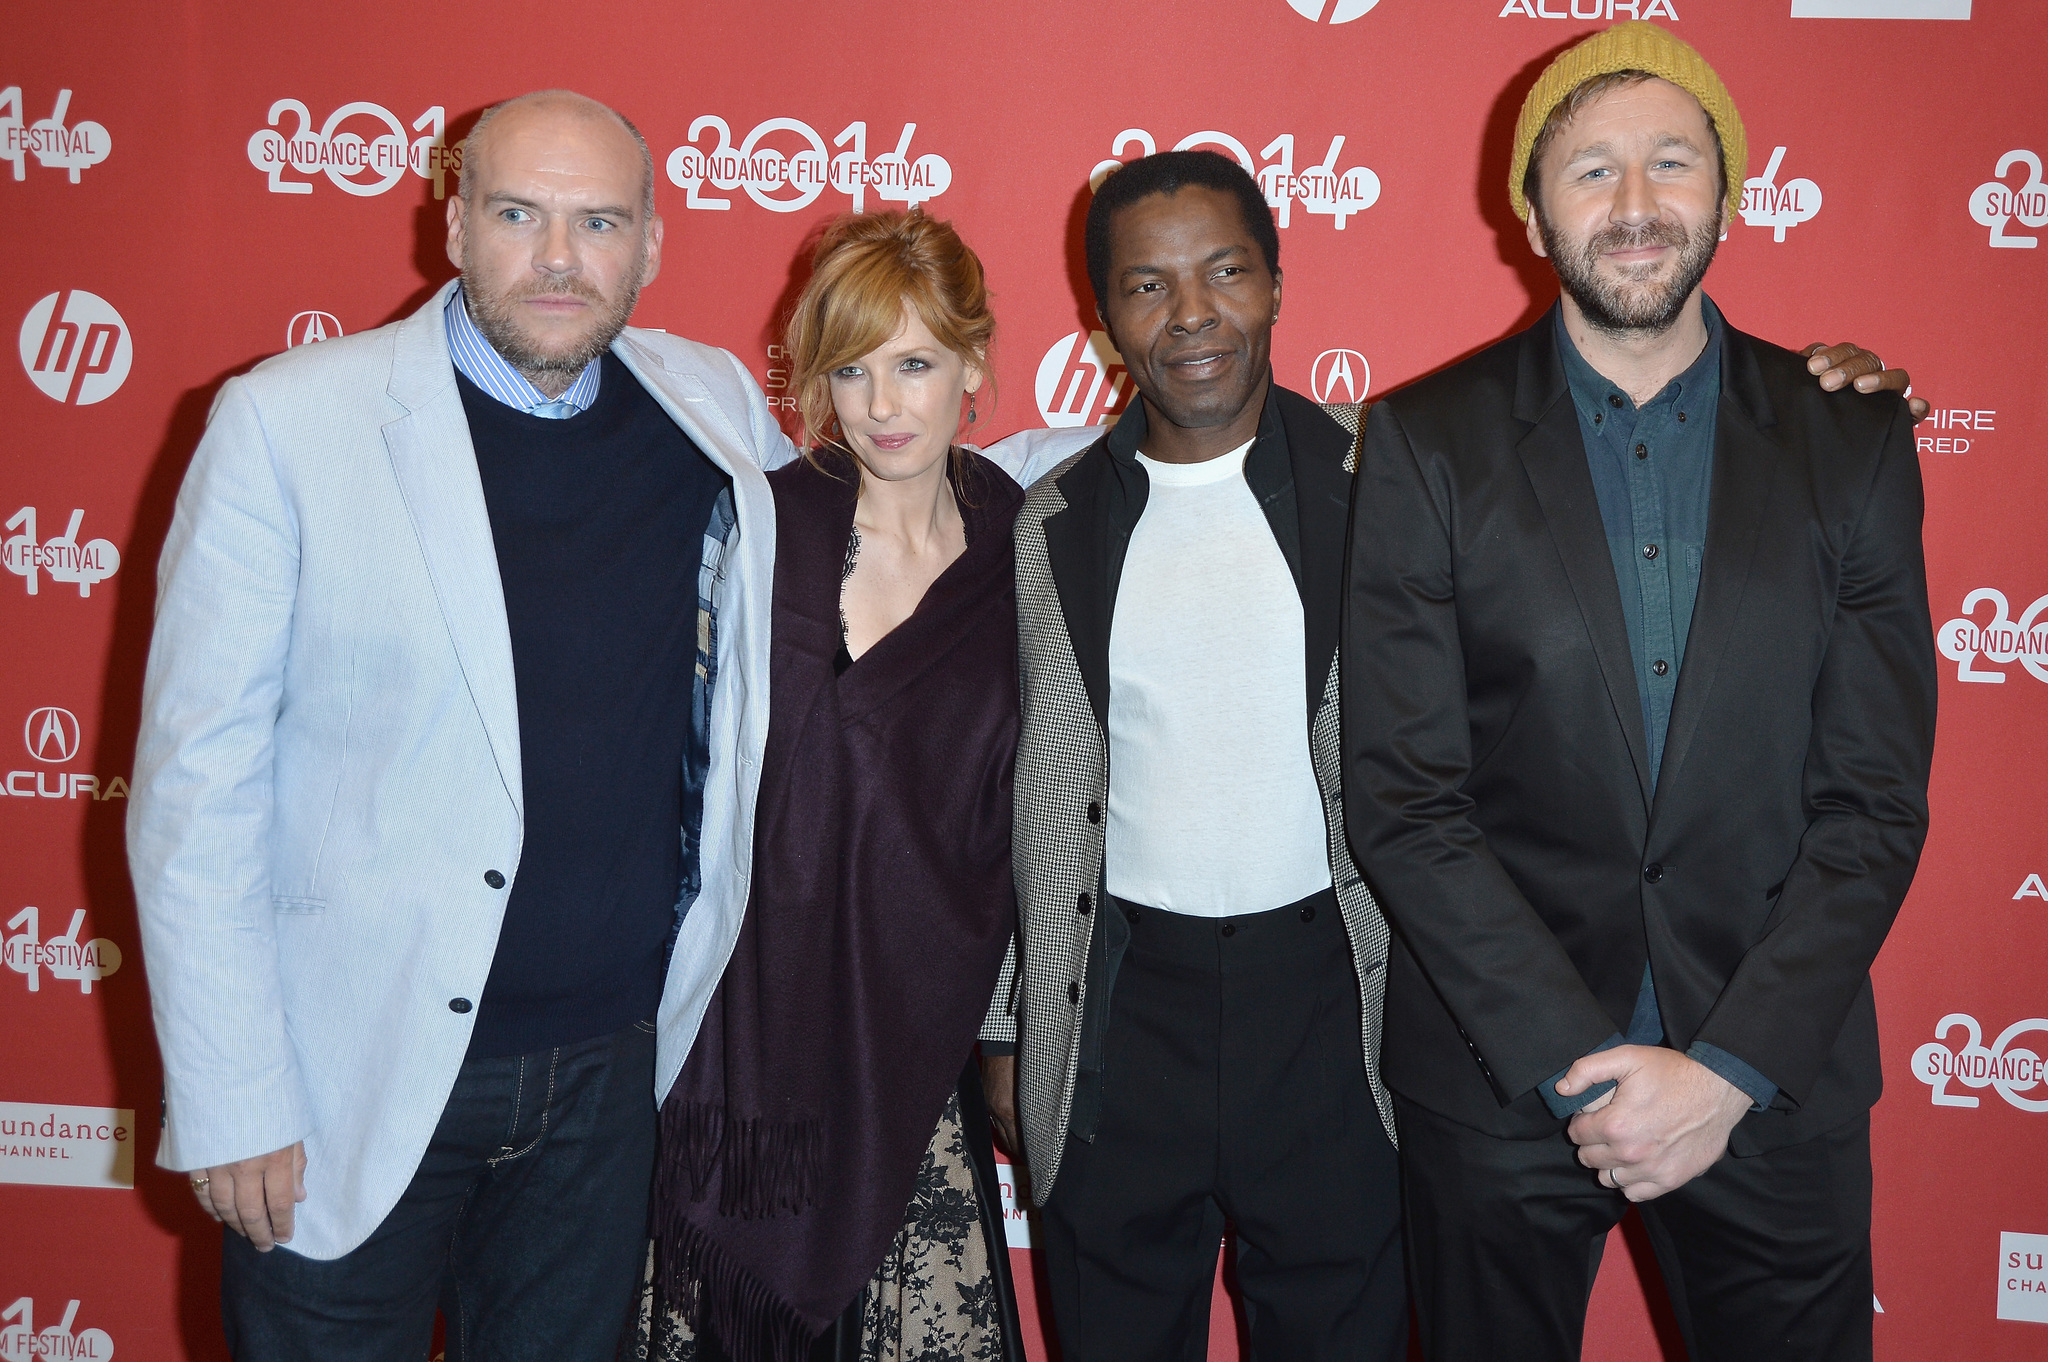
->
[652,448,1023,1360]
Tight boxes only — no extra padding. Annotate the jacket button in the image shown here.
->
[449,998,472,1014]
[1644,863,1665,884]
[1067,981,1080,1005]
[1221,922,1237,937]
[1299,904,1317,923]
[1076,892,1093,915]
[484,870,506,889]
[1124,905,1140,924]
[1087,801,1102,824]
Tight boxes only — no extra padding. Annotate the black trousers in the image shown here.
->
[221,1020,657,1362]
[1398,1095,1874,1362]
[1041,890,1406,1362]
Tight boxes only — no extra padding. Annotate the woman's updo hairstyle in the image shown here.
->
[784,210,996,457]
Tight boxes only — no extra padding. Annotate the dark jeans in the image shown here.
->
[222,1020,658,1362]
[1398,1095,1874,1362]
[1040,890,1407,1362]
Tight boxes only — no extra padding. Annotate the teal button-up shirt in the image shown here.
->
[1542,297,1778,1118]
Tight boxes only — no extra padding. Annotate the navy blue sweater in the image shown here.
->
[458,353,726,1058]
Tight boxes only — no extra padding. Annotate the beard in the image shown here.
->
[1540,208,1721,338]
[461,262,641,389]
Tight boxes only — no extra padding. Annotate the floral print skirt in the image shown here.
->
[636,1086,1016,1362]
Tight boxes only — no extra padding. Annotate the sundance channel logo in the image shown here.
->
[665,117,949,214]
[0,1102,133,1189]
[0,1299,114,1362]
[2001,1232,2048,1325]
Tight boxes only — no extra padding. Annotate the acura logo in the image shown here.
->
[1311,348,1372,405]
[286,311,343,348]
[25,707,81,764]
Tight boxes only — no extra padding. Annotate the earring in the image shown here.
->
[968,395,977,424]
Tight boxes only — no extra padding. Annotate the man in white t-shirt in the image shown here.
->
[979,149,1406,1361]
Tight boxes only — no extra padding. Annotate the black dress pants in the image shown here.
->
[1040,890,1406,1362]
[1398,1095,1874,1362]
[221,1020,657,1362]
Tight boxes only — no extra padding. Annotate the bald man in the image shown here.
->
[130,90,793,1359]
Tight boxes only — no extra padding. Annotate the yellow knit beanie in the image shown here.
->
[1509,21,1747,224]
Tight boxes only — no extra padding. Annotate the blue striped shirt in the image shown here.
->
[444,287,602,416]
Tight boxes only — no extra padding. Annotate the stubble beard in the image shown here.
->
[1540,208,1722,340]
[462,256,642,393]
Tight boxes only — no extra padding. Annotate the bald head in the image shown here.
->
[462,90,655,219]
[445,89,665,398]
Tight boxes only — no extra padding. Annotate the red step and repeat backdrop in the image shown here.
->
[3,1,2044,1358]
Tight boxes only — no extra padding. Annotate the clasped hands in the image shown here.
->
[1555,1046,1752,1203]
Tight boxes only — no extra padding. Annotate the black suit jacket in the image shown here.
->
[1340,307,1936,1154]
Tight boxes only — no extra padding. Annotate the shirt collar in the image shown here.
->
[1556,294,1724,424]
[444,286,603,415]
[1105,373,1284,467]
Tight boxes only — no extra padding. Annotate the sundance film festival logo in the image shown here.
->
[0,88,108,183]
[1938,588,2048,683]
[1970,150,2047,249]
[1740,147,1821,241]
[5,908,119,995]
[0,1299,114,1362]
[248,100,461,199]
[1913,1014,2048,1112]
[0,1103,133,1190]
[0,707,127,804]
[1498,1,1681,18]
[666,117,950,214]
[18,291,130,406]
[4,509,119,597]
[1092,129,1378,230]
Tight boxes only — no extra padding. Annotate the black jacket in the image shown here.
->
[1340,308,1936,1154]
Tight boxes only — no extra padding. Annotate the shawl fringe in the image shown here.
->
[652,1200,819,1362]
[659,1098,824,1219]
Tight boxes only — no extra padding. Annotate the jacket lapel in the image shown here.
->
[612,331,757,481]
[1511,317,1653,810]
[1042,443,1120,730]
[1277,387,1353,719]
[382,283,523,817]
[1652,327,1778,812]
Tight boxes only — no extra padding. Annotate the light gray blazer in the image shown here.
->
[127,281,792,1259]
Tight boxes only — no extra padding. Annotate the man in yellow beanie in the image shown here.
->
[1341,22,1931,1362]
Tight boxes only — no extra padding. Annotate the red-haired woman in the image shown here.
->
[643,211,1027,1362]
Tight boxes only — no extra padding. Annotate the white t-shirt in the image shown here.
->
[1104,440,1334,917]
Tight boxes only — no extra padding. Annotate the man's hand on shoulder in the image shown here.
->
[1802,342,1930,422]
[190,1141,307,1251]
[1556,1046,1750,1203]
